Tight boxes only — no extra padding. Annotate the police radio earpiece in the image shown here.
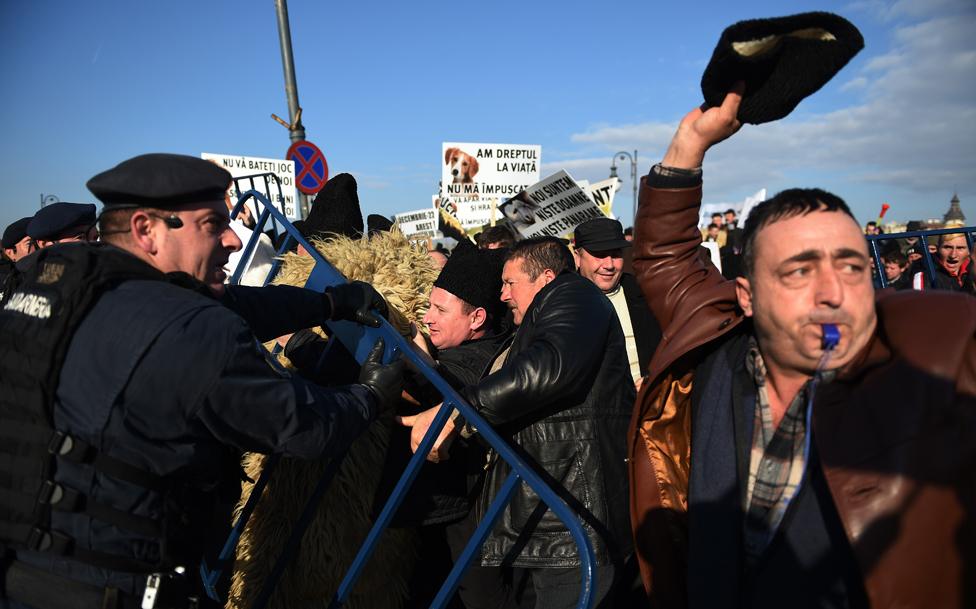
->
[162,216,184,229]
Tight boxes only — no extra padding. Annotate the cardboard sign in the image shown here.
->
[504,170,604,239]
[441,143,541,200]
[395,208,438,240]
[202,153,299,221]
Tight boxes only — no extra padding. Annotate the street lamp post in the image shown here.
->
[609,150,638,225]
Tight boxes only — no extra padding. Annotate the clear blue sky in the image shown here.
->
[2,0,974,231]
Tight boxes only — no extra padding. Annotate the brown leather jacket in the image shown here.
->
[628,177,976,609]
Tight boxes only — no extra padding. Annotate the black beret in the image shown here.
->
[87,153,231,209]
[2,216,33,248]
[701,12,864,124]
[27,203,97,240]
[302,173,363,239]
[574,217,631,252]
[434,246,505,313]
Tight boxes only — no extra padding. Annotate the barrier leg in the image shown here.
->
[428,471,521,609]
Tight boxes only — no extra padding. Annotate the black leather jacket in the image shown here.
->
[465,272,635,568]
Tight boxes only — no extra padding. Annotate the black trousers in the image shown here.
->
[443,510,627,609]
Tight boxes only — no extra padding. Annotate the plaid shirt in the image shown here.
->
[742,337,834,564]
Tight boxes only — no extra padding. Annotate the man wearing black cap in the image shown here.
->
[26,202,99,248]
[403,237,635,609]
[1,217,34,302]
[0,153,404,609]
[396,243,512,608]
[2,217,35,262]
[573,217,660,388]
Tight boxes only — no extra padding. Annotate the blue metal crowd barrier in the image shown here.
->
[866,226,974,289]
[201,184,597,609]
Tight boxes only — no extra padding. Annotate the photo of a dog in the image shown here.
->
[499,193,540,226]
[444,147,479,184]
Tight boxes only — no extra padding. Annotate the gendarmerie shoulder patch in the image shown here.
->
[4,291,55,319]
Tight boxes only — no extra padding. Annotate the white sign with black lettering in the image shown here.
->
[201,153,299,221]
[441,142,541,201]
[586,178,619,218]
[435,196,496,231]
[504,170,604,239]
[395,208,438,240]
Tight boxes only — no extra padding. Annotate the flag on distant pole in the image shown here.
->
[877,202,890,225]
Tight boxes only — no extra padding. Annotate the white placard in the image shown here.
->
[441,143,541,200]
[435,195,497,231]
[504,170,604,239]
[587,178,619,218]
[698,188,766,229]
[202,153,299,221]
[701,241,723,274]
[395,208,438,240]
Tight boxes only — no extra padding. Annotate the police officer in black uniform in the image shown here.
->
[0,154,403,609]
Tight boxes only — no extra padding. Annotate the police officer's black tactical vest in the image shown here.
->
[0,242,207,572]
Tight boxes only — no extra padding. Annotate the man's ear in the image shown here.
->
[735,276,753,317]
[572,249,581,271]
[130,211,158,255]
[470,307,488,333]
[542,268,557,284]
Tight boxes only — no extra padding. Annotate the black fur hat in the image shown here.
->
[302,173,363,239]
[366,213,394,235]
[433,246,505,313]
[701,12,864,124]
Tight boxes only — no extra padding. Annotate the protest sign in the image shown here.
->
[698,188,766,229]
[702,241,722,274]
[441,143,541,200]
[395,208,438,240]
[202,153,299,221]
[503,170,604,239]
[434,195,496,231]
[737,189,767,227]
[586,178,619,218]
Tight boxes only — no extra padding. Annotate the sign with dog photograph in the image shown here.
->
[503,170,604,239]
[201,152,299,221]
[441,142,541,200]
[395,208,439,240]
[434,195,496,231]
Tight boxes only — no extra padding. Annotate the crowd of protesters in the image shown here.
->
[1,105,974,609]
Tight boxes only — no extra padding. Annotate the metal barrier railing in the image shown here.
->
[201,189,597,609]
[866,226,974,289]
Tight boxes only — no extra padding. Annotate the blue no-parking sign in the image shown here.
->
[286,140,329,195]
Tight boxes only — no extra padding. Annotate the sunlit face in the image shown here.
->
[500,258,553,326]
[422,287,485,349]
[938,235,969,275]
[149,201,242,295]
[735,210,877,376]
[883,259,906,281]
[575,247,624,293]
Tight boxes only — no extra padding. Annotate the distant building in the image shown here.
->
[943,193,965,225]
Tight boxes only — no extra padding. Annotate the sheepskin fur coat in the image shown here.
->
[227,230,438,609]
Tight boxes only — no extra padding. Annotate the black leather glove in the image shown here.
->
[359,338,404,416]
[326,281,389,328]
